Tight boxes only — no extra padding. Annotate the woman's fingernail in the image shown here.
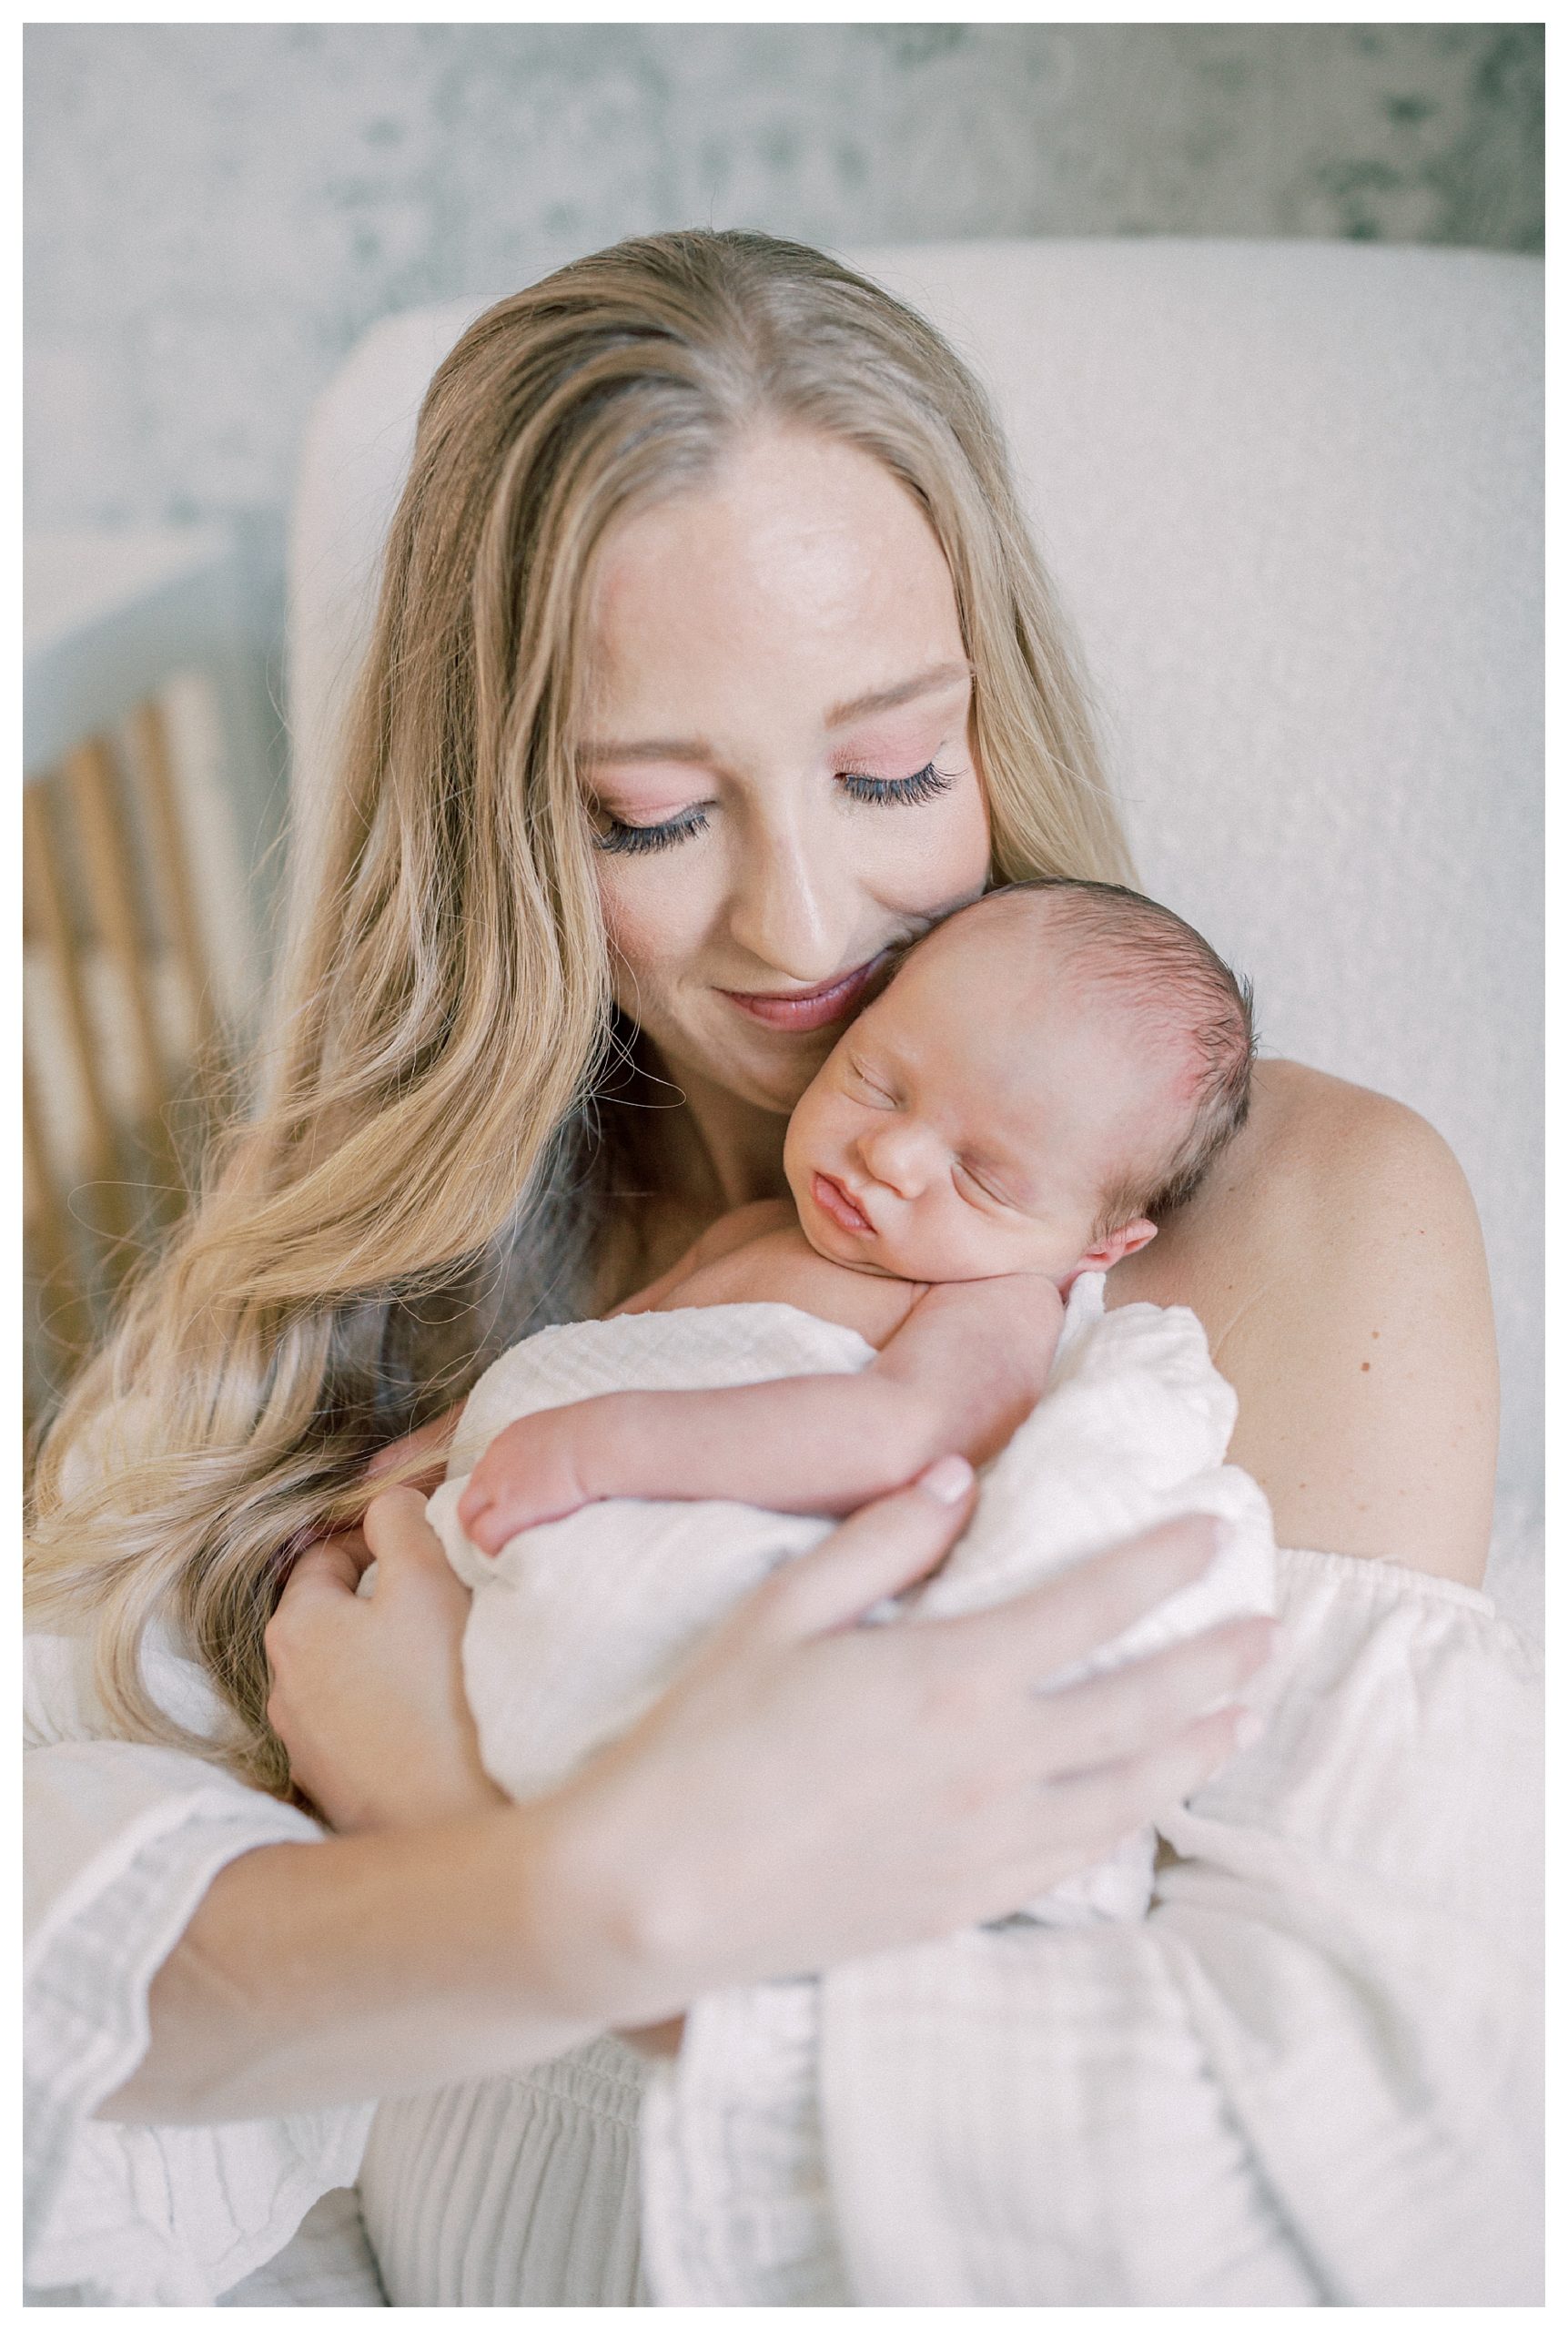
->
[1235,1710,1265,1751]
[917,1454,974,1505]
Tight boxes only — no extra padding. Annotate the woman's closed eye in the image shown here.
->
[838,762,956,808]
[592,803,713,856]
[592,763,958,855]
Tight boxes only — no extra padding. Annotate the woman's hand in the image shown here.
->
[266,1488,502,1833]
[122,1460,1268,2122]
[363,1401,465,1494]
[533,1458,1274,2025]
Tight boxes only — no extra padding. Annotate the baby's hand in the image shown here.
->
[456,1411,592,1555]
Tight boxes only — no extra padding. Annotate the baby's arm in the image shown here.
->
[458,1274,1064,1553]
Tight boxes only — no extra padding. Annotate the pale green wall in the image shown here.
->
[25,22,1543,527]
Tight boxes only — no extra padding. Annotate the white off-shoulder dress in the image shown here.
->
[25,1542,1542,2305]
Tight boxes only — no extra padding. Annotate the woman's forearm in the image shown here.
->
[101,1798,634,2124]
[223,1482,1259,2138]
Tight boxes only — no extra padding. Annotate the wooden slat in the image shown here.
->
[128,695,220,1062]
[23,1053,96,1365]
[22,779,128,1233]
[65,737,169,1138]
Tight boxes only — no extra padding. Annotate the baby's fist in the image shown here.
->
[456,1413,590,1554]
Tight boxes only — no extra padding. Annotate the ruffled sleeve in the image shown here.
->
[24,1630,376,2305]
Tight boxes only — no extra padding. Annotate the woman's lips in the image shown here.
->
[812,1171,873,1236]
[720,957,881,1032]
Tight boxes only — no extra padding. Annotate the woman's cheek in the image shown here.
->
[947,775,994,886]
[879,778,990,910]
[596,869,699,999]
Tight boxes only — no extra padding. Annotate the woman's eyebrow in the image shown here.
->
[825,660,973,730]
[579,661,974,765]
[578,735,714,767]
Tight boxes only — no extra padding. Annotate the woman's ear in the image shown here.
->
[1076,1217,1158,1275]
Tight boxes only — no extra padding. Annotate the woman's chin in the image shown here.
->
[711,1034,836,1116]
[738,1064,824,1116]
[635,1017,825,1119]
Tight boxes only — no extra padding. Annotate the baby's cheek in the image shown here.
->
[781,1096,823,1194]
[901,1200,993,1283]
[965,1207,1055,1282]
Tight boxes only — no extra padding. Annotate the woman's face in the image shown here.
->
[577,425,993,1120]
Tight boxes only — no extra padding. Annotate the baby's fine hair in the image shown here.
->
[926,877,1258,1231]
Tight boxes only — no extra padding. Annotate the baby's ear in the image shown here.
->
[1077,1217,1158,1274]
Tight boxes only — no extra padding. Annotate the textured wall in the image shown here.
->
[25,20,1543,529]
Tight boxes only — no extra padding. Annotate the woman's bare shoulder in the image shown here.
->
[1234,1059,1490,1260]
[1225,1058,1480,1225]
[1112,1060,1498,1584]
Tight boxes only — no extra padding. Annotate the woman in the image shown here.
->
[25,231,1536,2305]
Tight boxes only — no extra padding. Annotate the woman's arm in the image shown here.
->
[1115,1061,1498,1583]
[105,1484,1270,2122]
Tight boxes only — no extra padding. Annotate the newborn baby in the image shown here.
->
[428,878,1275,1928]
[458,877,1250,1546]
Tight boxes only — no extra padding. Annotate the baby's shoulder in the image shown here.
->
[654,1215,920,1348]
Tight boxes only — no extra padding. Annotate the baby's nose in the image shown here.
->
[859,1119,936,1198]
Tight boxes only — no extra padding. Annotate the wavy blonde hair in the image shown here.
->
[25,228,1134,1791]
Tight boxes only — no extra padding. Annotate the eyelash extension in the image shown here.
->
[838,762,957,806]
[593,806,712,856]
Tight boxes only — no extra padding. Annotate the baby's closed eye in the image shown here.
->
[847,1056,898,1107]
[954,1160,1013,1210]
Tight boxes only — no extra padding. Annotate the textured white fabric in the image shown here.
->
[23,1553,1539,2306]
[285,241,1543,1509]
[429,1276,1276,1927]
[641,1545,1543,2306]
[23,1633,374,2306]
[20,1623,644,2310]
[357,2041,649,2305]
[217,2190,387,2306]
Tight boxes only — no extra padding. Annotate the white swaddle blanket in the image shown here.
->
[428,1272,1275,1930]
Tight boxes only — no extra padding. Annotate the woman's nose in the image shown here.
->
[724,815,855,983]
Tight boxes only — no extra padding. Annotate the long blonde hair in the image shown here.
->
[25,228,1134,1791]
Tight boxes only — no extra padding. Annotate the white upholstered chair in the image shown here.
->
[285,238,1543,1632]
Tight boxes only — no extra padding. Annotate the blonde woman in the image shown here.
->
[25,232,1536,2305]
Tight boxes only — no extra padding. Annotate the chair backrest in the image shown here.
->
[286,239,1542,1499]
[23,529,280,1413]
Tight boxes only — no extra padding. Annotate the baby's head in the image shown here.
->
[783,880,1255,1287]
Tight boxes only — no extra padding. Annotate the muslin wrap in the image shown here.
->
[428,1272,1275,1930]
